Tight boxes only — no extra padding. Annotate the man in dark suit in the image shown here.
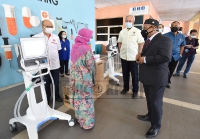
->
[136,19,172,138]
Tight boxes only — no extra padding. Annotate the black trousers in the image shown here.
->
[168,57,179,84]
[121,59,139,94]
[143,84,165,129]
[60,60,69,74]
[44,69,60,101]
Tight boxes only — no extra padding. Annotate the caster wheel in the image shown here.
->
[68,119,75,127]
[9,123,17,132]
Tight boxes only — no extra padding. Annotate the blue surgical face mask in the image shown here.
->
[126,22,132,28]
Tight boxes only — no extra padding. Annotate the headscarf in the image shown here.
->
[71,28,93,63]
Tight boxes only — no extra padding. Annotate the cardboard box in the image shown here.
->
[95,60,104,80]
[62,85,70,107]
[93,74,109,98]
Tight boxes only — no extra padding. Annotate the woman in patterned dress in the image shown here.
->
[69,28,96,129]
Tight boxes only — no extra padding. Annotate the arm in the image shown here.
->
[57,38,62,51]
[180,36,186,55]
[180,46,185,55]
[145,38,172,65]
[118,43,122,52]
[86,50,96,86]
[138,43,144,54]
[117,31,122,52]
[137,31,145,53]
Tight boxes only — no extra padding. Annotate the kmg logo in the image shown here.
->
[132,6,145,11]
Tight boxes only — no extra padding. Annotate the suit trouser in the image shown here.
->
[44,69,60,101]
[168,58,179,84]
[121,59,139,94]
[143,84,165,128]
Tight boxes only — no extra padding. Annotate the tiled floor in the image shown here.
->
[0,53,200,139]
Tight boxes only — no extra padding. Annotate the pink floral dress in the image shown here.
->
[69,50,96,129]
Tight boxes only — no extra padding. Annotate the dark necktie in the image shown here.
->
[146,39,150,48]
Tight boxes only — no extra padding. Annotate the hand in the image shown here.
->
[192,47,196,49]
[136,53,141,61]
[137,57,145,64]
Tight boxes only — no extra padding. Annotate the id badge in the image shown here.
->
[64,47,66,51]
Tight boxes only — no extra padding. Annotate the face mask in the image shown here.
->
[141,26,153,38]
[158,29,163,33]
[191,35,196,38]
[171,27,178,32]
[126,22,132,28]
[44,27,54,34]
[62,35,67,39]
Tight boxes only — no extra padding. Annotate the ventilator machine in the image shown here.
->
[106,37,122,85]
[9,38,75,139]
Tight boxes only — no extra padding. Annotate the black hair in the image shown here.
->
[190,29,198,34]
[159,24,164,28]
[58,31,67,40]
[171,21,180,26]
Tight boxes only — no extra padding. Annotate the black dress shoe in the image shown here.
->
[145,126,160,138]
[183,74,187,78]
[56,97,63,102]
[132,93,138,99]
[166,84,170,89]
[120,89,128,94]
[137,114,150,121]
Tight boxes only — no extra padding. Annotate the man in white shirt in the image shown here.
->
[118,15,144,99]
[33,19,63,104]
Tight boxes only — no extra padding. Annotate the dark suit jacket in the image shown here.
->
[139,33,172,86]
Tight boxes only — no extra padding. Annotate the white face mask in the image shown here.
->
[158,29,163,33]
[191,35,196,38]
[44,27,54,34]
[62,35,67,38]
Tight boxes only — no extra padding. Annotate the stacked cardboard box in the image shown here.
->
[62,60,110,106]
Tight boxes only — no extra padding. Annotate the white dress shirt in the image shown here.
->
[118,27,144,61]
[33,32,62,70]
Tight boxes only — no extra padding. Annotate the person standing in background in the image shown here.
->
[118,14,144,99]
[58,31,70,77]
[158,24,164,33]
[163,21,186,89]
[173,29,199,78]
[33,19,63,103]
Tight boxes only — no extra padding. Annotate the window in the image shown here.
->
[96,17,123,41]
[134,15,144,30]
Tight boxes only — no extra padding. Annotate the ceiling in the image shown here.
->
[95,0,200,21]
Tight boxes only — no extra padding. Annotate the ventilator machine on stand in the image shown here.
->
[106,37,122,85]
[9,38,75,139]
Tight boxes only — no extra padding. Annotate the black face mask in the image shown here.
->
[141,26,153,38]
[171,27,178,32]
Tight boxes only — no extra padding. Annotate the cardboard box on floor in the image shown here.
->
[95,60,104,80]
[62,74,109,106]
[93,74,109,99]
[62,85,70,107]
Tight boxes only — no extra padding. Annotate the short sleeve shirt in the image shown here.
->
[118,27,144,61]
[33,32,61,70]
[163,32,186,61]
